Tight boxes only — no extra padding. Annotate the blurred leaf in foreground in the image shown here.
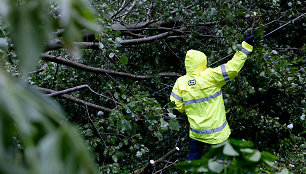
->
[0,71,97,174]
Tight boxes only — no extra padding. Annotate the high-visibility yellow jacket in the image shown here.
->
[170,41,253,144]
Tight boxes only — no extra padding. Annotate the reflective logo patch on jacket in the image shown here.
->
[188,79,196,86]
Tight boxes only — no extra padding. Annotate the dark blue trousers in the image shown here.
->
[188,138,208,161]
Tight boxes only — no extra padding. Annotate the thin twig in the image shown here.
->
[86,85,121,105]
[51,63,59,88]
[47,84,121,105]
[122,0,136,20]
[255,46,285,78]
[152,160,179,174]
[163,39,183,64]
[146,2,153,21]
[110,0,131,19]
[151,84,173,96]
[133,147,180,174]
[85,106,107,168]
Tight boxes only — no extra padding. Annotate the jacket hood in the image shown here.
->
[185,49,207,75]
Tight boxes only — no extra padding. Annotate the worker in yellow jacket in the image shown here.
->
[170,35,254,160]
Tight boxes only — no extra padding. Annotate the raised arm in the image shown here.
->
[207,35,254,86]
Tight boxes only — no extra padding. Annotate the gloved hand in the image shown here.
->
[244,34,255,46]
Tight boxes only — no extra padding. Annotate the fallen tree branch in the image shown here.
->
[132,147,180,174]
[120,31,171,45]
[47,84,121,105]
[29,64,48,74]
[111,20,173,31]
[272,47,299,50]
[46,32,176,50]
[122,31,146,38]
[41,54,181,80]
[47,84,89,97]
[37,87,113,112]
[46,41,100,51]
[43,21,216,51]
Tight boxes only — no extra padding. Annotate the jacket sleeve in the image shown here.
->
[170,80,185,113]
[209,41,253,86]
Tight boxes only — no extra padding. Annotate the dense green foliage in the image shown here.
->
[176,138,283,173]
[0,0,305,173]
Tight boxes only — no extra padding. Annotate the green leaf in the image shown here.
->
[0,38,8,52]
[112,155,118,163]
[175,159,203,171]
[114,92,120,100]
[212,141,227,149]
[168,112,176,118]
[109,53,115,59]
[261,151,278,162]
[277,168,290,174]
[98,43,104,49]
[208,160,223,173]
[97,111,104,116]
[114,30,121,37]
[241,149,261,162]
[11,1,51,74]
[120,56,128,65]
[169,119,179,131]
[223,142,239,156]
[160,118,169,130]
[169,101,176,108]
[228,138,254,148]
[240,148,253,153]
[210,8,217,16]
[197,167,208,172]
[249,151,261,162]
[263,160,277,170]
[226,15,234,23]
[0,0,9,17]
[237,33,244,40]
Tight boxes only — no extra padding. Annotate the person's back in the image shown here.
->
[170,35,254,160]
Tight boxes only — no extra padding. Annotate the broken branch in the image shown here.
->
[41,54,181,80]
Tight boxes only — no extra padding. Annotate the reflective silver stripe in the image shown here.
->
[171,92,183,101]
[220,64,230,83]
[190,120,227,134]
[184,90,222,105]
[241,48,249,56]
